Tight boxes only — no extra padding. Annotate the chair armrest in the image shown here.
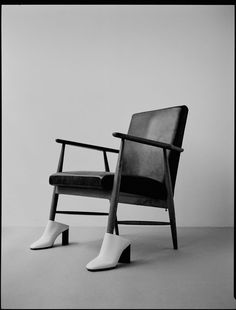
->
[56,138,119,153]
[112,132,183,152]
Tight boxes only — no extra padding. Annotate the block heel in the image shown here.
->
[86,233,131,271]
[118,245,131,263]
[30,220,69,250]
[62,229,69,245]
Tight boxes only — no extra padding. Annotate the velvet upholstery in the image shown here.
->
[49,171,167,199]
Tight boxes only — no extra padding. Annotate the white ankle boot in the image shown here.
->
[86,233,131,271]
[30,220,69,250]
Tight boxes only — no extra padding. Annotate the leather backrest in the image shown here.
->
[122,105,188,191]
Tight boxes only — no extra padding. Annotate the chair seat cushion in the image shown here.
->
[49,171,167,199]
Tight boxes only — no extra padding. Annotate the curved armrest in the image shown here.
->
[56,138,119,153]
[112,132,183,153]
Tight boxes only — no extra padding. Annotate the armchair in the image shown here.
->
[30,105,188,271]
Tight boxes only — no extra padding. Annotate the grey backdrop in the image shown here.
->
[2,5,234,227]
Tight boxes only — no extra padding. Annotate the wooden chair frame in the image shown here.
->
[49,130,183,249]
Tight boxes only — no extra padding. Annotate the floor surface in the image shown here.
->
[2,226,235,309]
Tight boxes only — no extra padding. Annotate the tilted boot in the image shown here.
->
[30,220,69,250]
[86,233,131,271]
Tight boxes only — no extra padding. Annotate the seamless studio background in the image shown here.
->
[2,5,234,228]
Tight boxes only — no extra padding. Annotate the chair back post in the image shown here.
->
[107,138,125,234]
[163,148,174,198]
[103,151,110,172]
[57,143,65,172]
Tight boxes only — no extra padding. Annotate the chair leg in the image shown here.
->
[114,216,119,235]
[49,187,59,221]
[168,198,178,250]
[87,138,131,271]
[163,149,178,250]
[107,199,119,234]
[106,139,125,234]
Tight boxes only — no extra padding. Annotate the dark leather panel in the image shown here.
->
[49,171,167,199]
[122,105,188,190]
[49,171,107,189]
[49,106,188,199]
